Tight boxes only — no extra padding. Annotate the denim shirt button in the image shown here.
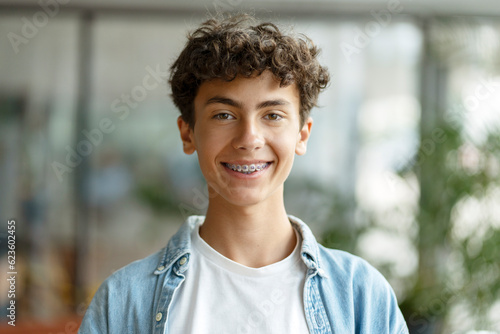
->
[179,257,187,265]
[157,265,165,271]
[155,312,163,322]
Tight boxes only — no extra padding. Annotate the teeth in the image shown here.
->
[225,163,268,174]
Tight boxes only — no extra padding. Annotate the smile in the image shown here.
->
[223,162,270,174]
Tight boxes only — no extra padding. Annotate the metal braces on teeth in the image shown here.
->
[225,163,268,174]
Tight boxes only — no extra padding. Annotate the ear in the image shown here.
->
[295,117,313,156]
[177,116,196,155]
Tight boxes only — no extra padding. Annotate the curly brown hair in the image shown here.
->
[169,14,330,128]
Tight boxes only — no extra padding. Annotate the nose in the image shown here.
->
[232,119,264,151]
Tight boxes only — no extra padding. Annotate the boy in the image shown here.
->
[79,14,409,333]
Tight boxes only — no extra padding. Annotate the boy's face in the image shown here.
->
[177,70,312,208]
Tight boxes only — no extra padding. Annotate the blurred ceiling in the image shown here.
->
[1,0,500,17]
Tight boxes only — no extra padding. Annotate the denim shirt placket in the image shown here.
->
[150,218,195,334]
[292,216,333,334]
[302,253,332,334]
[152,252,190,334]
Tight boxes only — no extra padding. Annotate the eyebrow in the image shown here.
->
[205,96,242,108]
[256,99,290,109]
[205,96,290,110]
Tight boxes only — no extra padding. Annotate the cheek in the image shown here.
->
[194,130,224,167]
[272,135,298,163]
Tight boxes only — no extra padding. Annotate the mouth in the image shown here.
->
[222,162,271,175]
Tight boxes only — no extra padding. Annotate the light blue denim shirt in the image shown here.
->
[79,215,409,334]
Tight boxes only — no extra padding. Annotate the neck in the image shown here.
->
[199,190,296,268]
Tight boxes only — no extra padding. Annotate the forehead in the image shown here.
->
[194,70,300,109]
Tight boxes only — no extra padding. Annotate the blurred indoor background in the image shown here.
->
[0,0,499,333]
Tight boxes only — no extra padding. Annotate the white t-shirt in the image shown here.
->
[166,224,310,334]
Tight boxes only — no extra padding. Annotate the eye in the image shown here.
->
[213,113,234,120]
[265,113,283,121]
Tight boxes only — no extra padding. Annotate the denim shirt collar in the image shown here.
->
[288,215,326,276]
[153,215,326,277]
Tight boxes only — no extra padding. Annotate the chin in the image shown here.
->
[219,190,266,208]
